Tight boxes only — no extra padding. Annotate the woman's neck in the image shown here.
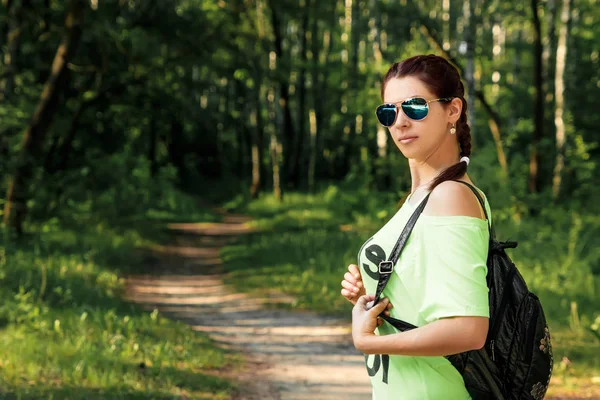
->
[408,157,466,194]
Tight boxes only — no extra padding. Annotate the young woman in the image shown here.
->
[340,54,492,399]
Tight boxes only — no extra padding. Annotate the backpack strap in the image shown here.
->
[373,191,430,306]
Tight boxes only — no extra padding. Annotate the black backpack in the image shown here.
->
[373,180,554,399]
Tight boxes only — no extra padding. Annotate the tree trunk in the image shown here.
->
[542,0,557,97]
[552,0,571,201]
[462,0,476,146]
[250,75,265,199]
[267,78,282,201]
[270,134,282,201]
[248,0,265,199]
[3,0,84,234]
[267,0,297,189]
[295,0,310,189]
[528,0,544,195]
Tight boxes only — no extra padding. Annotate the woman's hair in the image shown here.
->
[382,54,471,193]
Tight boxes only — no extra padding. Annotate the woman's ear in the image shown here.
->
[448,97,463,123]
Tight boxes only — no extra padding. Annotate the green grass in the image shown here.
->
[0,189,239,399]
[221,186,600,396]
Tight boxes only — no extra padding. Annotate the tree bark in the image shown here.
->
[528,0,544,195]
[462,0,477,147]
[267,0,297,189]
[552,0,571,201]
[295,0,310,189]
[542,0,557,97]
[3,0,85,234]
[266,55,282,202]
[268,86,282,201]
[250,73,265,199]
[248,0,266,199]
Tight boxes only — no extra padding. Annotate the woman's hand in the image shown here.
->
[340,264,366,305]
[352,295,392,353]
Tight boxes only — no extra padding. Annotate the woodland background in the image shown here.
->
[0,0,599,398]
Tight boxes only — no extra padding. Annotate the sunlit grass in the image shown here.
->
[0,313,236,399]
[0,189,238,399]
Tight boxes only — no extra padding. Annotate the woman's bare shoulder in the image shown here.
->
[424,180,485,219]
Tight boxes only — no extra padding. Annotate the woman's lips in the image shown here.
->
[399,136,417,144]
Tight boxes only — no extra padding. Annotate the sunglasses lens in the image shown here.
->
[376,104,397,126]
[402,98,428,120]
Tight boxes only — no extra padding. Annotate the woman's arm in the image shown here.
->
[354,305,488,356]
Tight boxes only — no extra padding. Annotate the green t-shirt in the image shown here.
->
[357,188,492,400]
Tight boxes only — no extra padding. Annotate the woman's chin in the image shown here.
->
[396,147,419,159]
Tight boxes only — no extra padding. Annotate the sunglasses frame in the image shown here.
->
[375,96,456,126]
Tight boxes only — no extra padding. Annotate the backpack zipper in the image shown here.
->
[524,295,540,363]
[488,265,517,359]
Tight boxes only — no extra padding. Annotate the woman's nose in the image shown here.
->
[393,107,410,128]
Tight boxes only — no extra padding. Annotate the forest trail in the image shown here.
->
[123,209,371,400]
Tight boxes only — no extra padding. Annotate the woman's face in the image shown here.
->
[382,76,460,161]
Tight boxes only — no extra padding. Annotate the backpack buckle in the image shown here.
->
[378,261,394,274]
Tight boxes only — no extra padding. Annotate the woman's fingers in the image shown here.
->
[347,265,363,288]
[344,272,359,287]
[383,301,393,316]
[348,264,361,279]
[355,294,375,308]
[369,298,389,316]
[341,279,359,294]
[341,265,366,305]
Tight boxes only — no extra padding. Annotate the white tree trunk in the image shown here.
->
[552,0,571,200]
[462,0,476,145]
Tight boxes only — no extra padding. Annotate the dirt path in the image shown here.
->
[124,211,371,400]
